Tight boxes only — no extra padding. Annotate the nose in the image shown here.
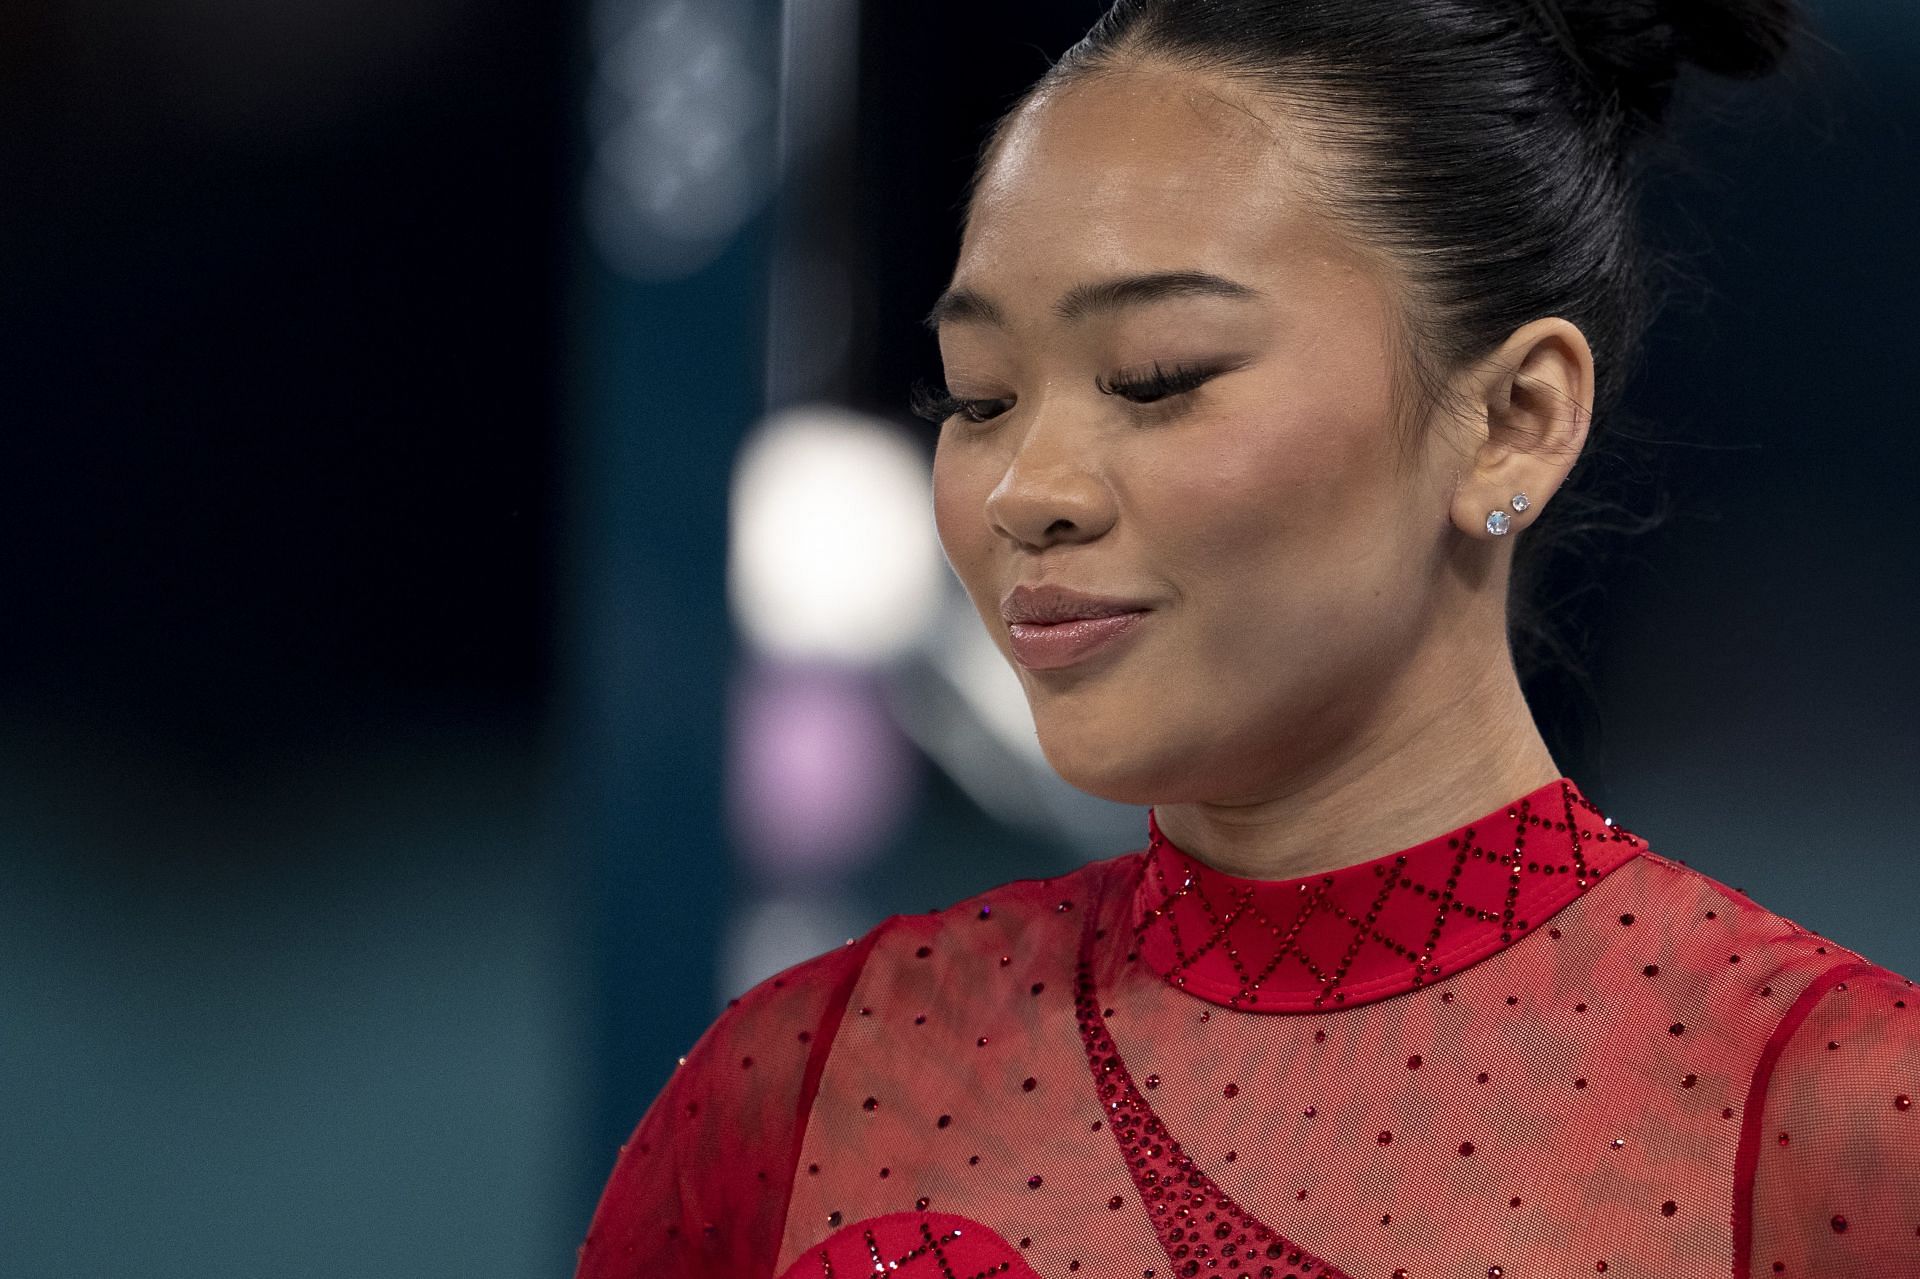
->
[982,399,1116,551]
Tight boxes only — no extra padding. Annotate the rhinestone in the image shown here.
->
[1509,492,1531,512]
[1486,510,1512,536]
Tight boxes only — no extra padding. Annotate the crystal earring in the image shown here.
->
[1485,491,1529,537]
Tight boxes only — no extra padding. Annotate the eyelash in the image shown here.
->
[908,360,1224,426]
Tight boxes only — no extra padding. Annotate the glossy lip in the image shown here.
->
[1001,583,1154,625]
[1007,610,1150,671]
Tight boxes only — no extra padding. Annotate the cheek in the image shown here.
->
[930,435,994,581]
[1143,391,1396,589]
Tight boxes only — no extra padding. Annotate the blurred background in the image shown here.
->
[0,0,1913,1274]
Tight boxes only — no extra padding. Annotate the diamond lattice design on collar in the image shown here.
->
[1129,777,1647,1012]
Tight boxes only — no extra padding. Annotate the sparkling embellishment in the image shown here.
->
[1131,778,1639,1011]
[1074,913,1353,1279]
[1509,492,1531,512]
[1487,509,1512,536]
[760,775,1823,1279]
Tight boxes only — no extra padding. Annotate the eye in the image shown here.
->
[908,377,1011,426]
[1094,360,1226,404]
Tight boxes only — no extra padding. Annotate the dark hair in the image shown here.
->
[963,0,1805,690]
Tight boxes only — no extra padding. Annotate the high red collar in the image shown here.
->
[1129,776,1647,1012]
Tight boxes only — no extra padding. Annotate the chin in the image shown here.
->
[1033,728,1166,808]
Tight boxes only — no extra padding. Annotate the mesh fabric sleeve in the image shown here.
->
[574,924,889,1279]
[1743,962,1920,1278]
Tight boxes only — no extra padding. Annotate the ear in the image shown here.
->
[1447,317,1594,540]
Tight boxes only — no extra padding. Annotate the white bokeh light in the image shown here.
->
[729,405,945,665]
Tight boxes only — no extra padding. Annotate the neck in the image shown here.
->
[1148,638,1559,882]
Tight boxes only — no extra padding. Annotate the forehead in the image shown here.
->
[954,64,1376,315]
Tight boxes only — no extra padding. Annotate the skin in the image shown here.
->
[927,60,1597,880]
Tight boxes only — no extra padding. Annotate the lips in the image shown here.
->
[1006,610,1149,670]
[1001,583,1153,626]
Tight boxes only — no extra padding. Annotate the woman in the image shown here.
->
[576,1,1918,1276]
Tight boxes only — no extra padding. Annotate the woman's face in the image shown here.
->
[929,63,1506,807]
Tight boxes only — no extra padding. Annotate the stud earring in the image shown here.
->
[1485,490,1532,536]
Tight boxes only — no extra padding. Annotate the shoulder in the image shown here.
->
[836,850,1139,987]
[1621,845,1893,984]
[1751,960,1920,1128]
[1600,851,1920,1272]
[1742,962,1920,1275]
[691,850,1140,1065]
[695,848,1141,1064]
[574,851,1142,1277]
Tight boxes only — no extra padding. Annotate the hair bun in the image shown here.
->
[1533,0,1802,132]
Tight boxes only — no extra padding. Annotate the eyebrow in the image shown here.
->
[921,269,1262,332]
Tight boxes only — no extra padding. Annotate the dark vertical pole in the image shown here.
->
[560,0,780,1222]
